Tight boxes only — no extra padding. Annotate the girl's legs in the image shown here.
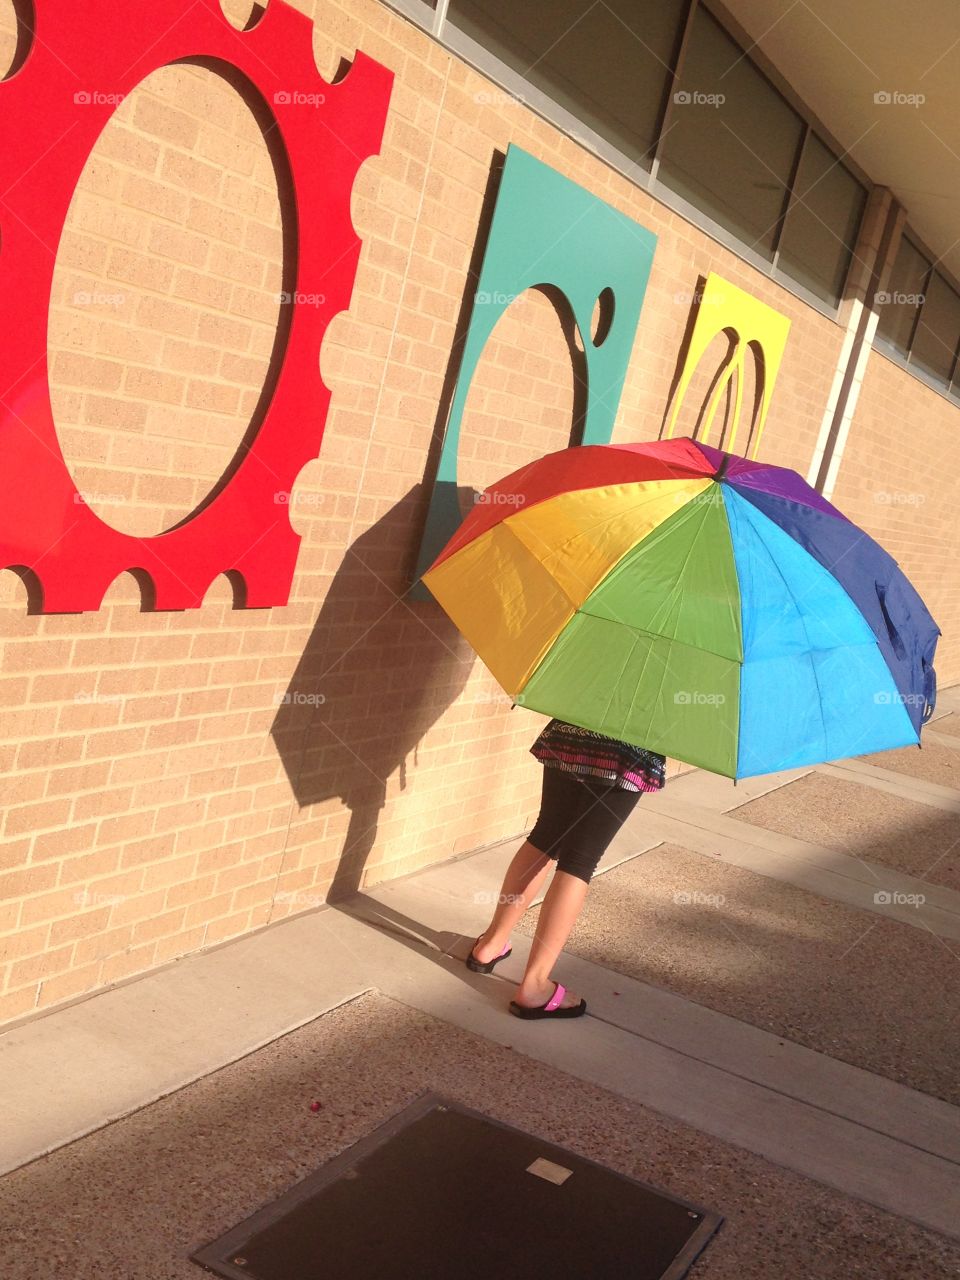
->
[474,770,640,1013]
[473,842,588,1011]
[512,775,641,1011]
[472,839,552,962]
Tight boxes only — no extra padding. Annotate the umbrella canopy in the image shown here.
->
[421,437,941,779]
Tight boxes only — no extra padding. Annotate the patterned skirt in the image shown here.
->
[530,718,666,793]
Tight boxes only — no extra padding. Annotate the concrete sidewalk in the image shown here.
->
[1,687,959,1275]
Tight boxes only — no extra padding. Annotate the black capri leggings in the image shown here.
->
[527,766,643,885]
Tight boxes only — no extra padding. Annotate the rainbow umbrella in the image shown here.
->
[421,437,940,779]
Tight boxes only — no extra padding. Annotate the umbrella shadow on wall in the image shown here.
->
[270,483,481,915]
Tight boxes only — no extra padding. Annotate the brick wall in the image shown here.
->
[0,0,955,1026]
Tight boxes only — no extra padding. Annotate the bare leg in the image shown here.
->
[513,868,589,1010]
[472,839,552,963]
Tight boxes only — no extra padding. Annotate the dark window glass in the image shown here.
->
[775,133,867,305]
[446,0,686,168]
[909,271,960,386]
[874,236,930,356]
[656,6,804,257]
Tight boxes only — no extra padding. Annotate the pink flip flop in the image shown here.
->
[466,934,512,973]
[509,981,587,1019]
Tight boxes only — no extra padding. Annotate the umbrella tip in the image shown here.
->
[715,454,731,481]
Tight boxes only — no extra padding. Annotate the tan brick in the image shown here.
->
[132,93,200,147]
[205,907,267,945]
[153,800,207,836]
[48,906,113,947]
[140,852,198,892]
[0,985,39,1023]
[107,752,166,786]
[69,636,138,668]
[98,940,159,985]
[0,838,32,874]
[154,927,206,965]
[184,378,242,415]
[109,888,167,927]
[194,841,244,877]
[51,349,125,391]
[197,310,251,351]
[131,906,187,945]
[157,148,223,199]
[28,672,85,703]
[111,821,171,863]
[164,873,218,910]
[16,735,86,771]
[3,770,47,807]
[57,847,124,888]
[3,798,73,839]
[84,394,151,433]
[36,961,103,1009]
[148,222,210,268]
[71,784,135,822]
[143,719,201,752]
[132,295,199,341]
[0,924,50,966]
[72,922,134,968]
[173,268,232,310]
[121,173,192,222]
[31,822,99,863]
[9,941,75,987]
[82,726,147,760]
[184,891,233,930]
[187,196,247,244]
[98,810,156,847]
[133,634,193,663]
[163,338,222,377]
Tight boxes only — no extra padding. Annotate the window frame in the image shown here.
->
[873,228,960,404]
[380,0,873,319]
